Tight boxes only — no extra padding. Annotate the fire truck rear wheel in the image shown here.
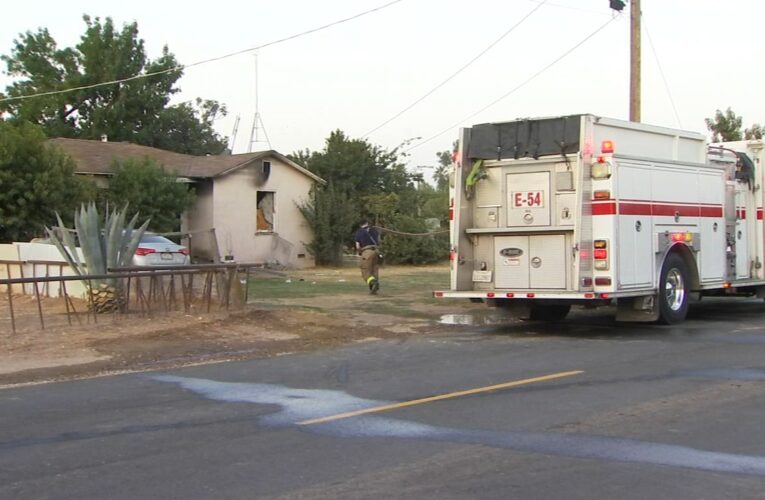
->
[527,304,571,321]
[658,253,689,324]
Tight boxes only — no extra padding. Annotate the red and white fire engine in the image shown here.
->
[434,114,764,324]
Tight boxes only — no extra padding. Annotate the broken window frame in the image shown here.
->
[256,190,276,233]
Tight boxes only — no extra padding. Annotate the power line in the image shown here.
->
[403,15,619,155]
[0,0,405,104]
[362,0,548,138]
[643,17,682,128]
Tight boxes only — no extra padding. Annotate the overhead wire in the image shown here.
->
[0,0,405,104]
[362,0,548,138]
[402,14,620,155]
[643,16,682,128]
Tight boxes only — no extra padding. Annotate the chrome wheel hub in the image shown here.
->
[664,268,685,311]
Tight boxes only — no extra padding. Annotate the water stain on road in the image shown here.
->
[152,374,765,476]
[682,367,765,381]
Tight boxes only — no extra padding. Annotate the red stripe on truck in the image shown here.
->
[592,200,722,217]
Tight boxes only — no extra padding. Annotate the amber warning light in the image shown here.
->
[601,140,615,154]
[670,232,693,243]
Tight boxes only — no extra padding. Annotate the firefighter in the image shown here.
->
[355,219,381,294]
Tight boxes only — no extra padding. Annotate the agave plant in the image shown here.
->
[47,203,150,313]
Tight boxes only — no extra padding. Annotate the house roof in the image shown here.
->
[49,138,325,184]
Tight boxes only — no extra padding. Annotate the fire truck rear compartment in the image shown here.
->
[470,159,575,291]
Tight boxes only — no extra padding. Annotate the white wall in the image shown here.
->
[182,179,219,262]
[212,157,316,268]
[1,243,87,297]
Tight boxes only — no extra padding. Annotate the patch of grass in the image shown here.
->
[247,265,450,301]
[248,276,356,299]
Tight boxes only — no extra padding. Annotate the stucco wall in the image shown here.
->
[212,157,316,268]
[182,180,218,262]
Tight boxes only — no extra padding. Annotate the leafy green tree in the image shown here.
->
[382,214,448,265]
[705,108,743,142]
[434,140,458,192]
[298,183,357,265]
[1,15,227,154]
[0,120,94,242]
[105,157,195,233]
[745,123,763,140]
[293,130,450,265]
[418,182,449,228]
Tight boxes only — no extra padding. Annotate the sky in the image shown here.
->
[1,1,763,183]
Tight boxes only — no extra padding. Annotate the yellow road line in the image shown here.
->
[298,370,584,426]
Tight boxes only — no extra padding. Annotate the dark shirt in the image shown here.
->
[355,226,380,247]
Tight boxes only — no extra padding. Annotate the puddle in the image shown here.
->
[438,313,508,326]
[152,375,765,476]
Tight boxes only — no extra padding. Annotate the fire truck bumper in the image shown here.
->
[433,290,652,301]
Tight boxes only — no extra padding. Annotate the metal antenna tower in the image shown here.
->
[248,52,272,152]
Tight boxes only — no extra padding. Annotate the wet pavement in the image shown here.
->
[1,297,765,499]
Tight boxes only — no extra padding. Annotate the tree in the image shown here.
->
[745,123,764,140]
[0,120,94,242]
[705,108,743,142]
[105,157,196,233]
[382,214,448,265]
[434,140,458,192]
[293,131,410,264]
[298,183,357,266]
[1,16,227,155]
[293,131,449,265]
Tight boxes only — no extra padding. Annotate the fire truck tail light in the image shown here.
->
[594,240,609,270]
[434,292,444,298]
[601,140,615,154]
[593,190,611,200]
[592,161,611,179]
[595,277,612,286]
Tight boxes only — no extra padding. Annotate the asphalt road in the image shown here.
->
[2,298,765,499]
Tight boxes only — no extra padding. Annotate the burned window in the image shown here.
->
[256,191,275,232]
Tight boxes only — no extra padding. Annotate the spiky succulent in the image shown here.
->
[46,203,150,310]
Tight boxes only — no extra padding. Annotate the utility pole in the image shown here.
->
[629,0,641,122]
[609,0,640,122]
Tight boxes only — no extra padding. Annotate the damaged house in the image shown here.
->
[51,138,324,268]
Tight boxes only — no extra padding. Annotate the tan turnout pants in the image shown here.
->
[360,247,379,285]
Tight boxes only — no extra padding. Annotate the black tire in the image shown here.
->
[527,304,571,322]
[657,253,690,324]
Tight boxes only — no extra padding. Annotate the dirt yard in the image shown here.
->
[0,264,481,386]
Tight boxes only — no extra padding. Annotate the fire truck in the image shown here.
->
[434,114,764,324]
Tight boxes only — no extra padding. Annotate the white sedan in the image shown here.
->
[132,234,190,266]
